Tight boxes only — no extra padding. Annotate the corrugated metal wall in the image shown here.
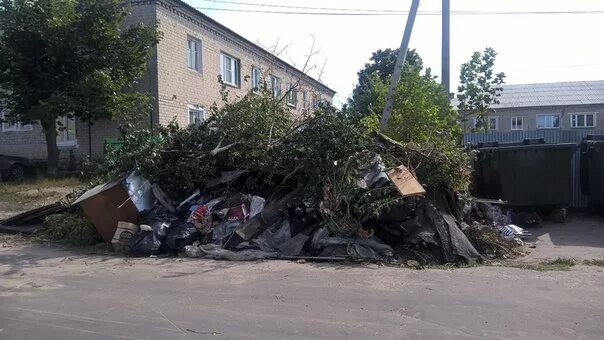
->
[463,129,604,208]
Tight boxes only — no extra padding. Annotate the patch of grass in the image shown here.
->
[507,257,576,272]
[0,177,83,206]
[583,259,604,267]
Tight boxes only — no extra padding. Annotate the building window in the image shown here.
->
[220,52,240,87]
[270,75,281,99]
[286,84,297,107]
[536,114,560,129]
[251,66,261,92]
[1,112,32,132]
[302,91,308,110]
[311,94,319,109]
[472,116,498,130]
[511,116,523,131]
[570,113,596,128]
[56,116,76,147]
[188,106,205,125]
[187,37,201,72]
[488,117,498,130]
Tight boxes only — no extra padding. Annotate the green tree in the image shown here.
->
[348,48,424,117]
[0,0,159,175]
[348,48,458,143]
[456,47,506,132]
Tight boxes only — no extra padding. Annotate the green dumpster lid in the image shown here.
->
[478,142,577,152]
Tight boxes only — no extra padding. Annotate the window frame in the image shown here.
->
[286,84,297,107]
[302,91,308,110]
[311,93,319,110]
[56,116,77,148]
[570,112,596,128]
[188,105,205,125]
[220,52,241,87]
[1,112,32,132]
[251,66,261,93]
[536,114,561,129]
[270,75,281,99]
[187,36,202,72]
[511,116,524,131]
[472,116,499,131]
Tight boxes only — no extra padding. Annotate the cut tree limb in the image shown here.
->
[209,137,237,156]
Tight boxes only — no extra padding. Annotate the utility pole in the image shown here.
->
[441,0,450,96]
[379,0,421,132]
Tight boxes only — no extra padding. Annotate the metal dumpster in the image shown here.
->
[474,141,576,207]
[580,135,604,210]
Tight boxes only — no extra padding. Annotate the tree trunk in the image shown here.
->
[42,119,59,177]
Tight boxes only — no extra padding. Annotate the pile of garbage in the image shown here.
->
[69,98,522,264]
[73,167,523,264]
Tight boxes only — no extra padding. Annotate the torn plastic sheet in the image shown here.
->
[311,227,394,259]
[212,221,242,243]
[252,220,291,252]
[184,243,279,261]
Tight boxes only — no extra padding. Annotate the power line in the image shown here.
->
[201,0,410,13]
[192,6,604,16]
[196,0,604,16]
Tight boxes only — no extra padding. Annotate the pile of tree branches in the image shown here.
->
[86,89,472,236]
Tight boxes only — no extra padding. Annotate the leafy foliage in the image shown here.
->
[346,48,471,192]
[348,48,425,119]
[456,47,506,132]
[39,212,103,246]
[0,0,160,173]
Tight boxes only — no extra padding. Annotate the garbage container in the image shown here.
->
[580,135,604,211]
[475,141,576,208]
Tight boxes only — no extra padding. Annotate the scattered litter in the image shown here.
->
[498,224,532,240]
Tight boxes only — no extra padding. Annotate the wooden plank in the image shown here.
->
[387,165,425,197]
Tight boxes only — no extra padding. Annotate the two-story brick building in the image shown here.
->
[0,0,335,163]
[461,80,604,133]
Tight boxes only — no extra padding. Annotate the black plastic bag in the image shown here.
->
[129,230,162,256]
[129,205,179,256]
[164,222,202,251]
[138,205,177,239]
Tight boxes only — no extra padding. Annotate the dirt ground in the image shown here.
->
[0,235,603,339]
[0,180,603,339]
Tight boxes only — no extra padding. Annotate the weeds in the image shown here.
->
[506,257,576,272]
[583,259,604,267]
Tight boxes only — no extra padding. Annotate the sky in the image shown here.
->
[184,0,604,107]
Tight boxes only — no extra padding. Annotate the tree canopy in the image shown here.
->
[0,0,160,174]
[347,48,459,144]
[456,47,506,132]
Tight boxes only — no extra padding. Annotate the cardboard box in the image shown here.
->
[73,174,151,242]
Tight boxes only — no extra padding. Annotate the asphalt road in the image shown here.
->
[1,239,603,340]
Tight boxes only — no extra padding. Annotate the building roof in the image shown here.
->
[491,80,604,109]
[156,0,336,96]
